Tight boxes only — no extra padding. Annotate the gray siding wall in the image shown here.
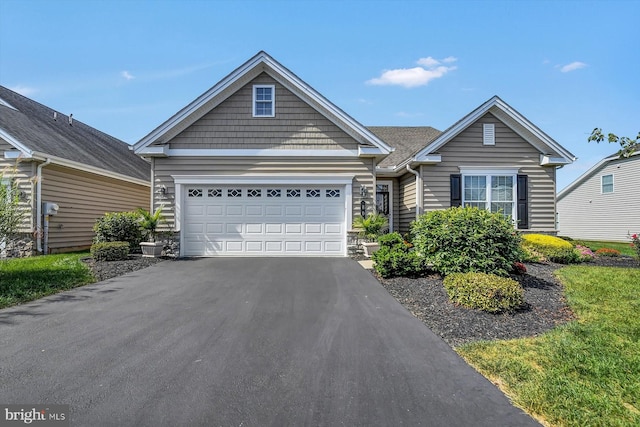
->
[421,113,557,232]
[557,156,639,242]
[152,157,376,231]
[398,172,416,234]
[170,73,359,151]
[0,139,35,231]
[42,165,150,252]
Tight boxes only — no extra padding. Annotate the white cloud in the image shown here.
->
[367,56,458,88]
[560,61,587,73]
[9,85,37,96]
[121,70,135,80]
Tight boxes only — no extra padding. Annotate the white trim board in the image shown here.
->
[140,148,360,157]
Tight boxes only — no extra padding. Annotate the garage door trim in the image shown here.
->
[173,174,355,257]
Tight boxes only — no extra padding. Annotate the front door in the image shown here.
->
[376,180,393,232]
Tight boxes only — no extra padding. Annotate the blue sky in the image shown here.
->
[1,0,638,190]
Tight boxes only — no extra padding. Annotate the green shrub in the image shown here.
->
[443,272,524,313]
[372,232,429,278]
[90,241,130,261]
[93,211,143,250]
[411,207,521,276]
[521,233,581,264]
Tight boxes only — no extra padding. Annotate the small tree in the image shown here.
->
[588,128,639,158]
[352,213,388,242]
[0,165,25,242]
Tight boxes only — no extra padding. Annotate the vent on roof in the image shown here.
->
[53,111,57,121]
[68,113,73,126]
[483,123,495,145]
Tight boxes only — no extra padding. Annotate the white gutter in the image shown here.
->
[406,164,422,219]
[36,158,51,253]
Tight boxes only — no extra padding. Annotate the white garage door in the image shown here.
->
[183,185,346,256]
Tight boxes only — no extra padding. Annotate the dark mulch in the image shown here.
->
[82,255,168,282]
[374,256,638,348]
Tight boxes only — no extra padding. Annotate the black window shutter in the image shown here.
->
[450,174,462,207]
[517,174,529,229]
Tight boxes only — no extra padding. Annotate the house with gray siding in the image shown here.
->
[557,152,639,242]
[0,86,151,256]
[133,51,576,257]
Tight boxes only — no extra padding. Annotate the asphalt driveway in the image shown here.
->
[0,258,538,426]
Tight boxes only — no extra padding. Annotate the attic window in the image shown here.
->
[253,85,275,117]
[483,123,495,145]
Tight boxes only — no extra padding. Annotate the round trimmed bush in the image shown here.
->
[521,233,581,264]
[93,211,144,250]
[372,232,429,278]
[411,207,521,276]
[443,272,524,313]
[90,241,130,261]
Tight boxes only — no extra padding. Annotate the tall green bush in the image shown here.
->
[93,211,143,250]
[411,207,521,276]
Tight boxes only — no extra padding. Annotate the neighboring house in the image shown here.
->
[0,86,151,255]
[133,51,576,257]
[557,151,639,242]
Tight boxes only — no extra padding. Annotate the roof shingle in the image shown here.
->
[0,86,150,181]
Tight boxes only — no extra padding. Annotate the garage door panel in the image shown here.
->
[226,205,243,216]
[246,223,263,234]
[305,223,322,233]
[285,241,302,252]
[183,184,346,256]
[304,206,322,216]
[206,223,223,233]
[226,223,242,234]
[325,223,342,234]
[246,205,263,216]
[207,205,224,216]
[186,205,205,216]
[285,223,302,234]
[265,206,282,216]
[246,241,263,252]
[265,223,282,234]
[226,241,243,252]
[265,241,283,252]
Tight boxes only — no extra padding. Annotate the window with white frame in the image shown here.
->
[253,85,275,117]
[462,173,516,219]
[601,174,614,194]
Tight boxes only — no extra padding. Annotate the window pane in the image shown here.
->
[491,176,513,202]
[491,202,513,219]
[602,174,613,193]
[464,176,486,201]
[464,202,486,209]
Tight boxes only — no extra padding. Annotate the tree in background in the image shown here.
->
[588,128,639,158]
[0,163,26,242]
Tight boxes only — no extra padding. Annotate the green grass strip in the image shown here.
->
[458,266,640,427]
[0,253,95,308]
[573,240,636,257]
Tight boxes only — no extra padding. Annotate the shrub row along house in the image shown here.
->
[2,52,577,257]
[0,86,150,256]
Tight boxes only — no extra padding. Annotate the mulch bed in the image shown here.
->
[82,255,167,282]
[373,256,638,347]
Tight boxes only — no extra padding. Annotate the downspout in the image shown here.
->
[36,158,51,253]
[406,164,422,220]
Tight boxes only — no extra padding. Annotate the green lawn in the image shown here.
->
[573,240,636,257]
[458,266,640,427]
[0,253,95,308]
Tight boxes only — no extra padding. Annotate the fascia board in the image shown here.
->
[0,127,33,156]
[30,151,150,187]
